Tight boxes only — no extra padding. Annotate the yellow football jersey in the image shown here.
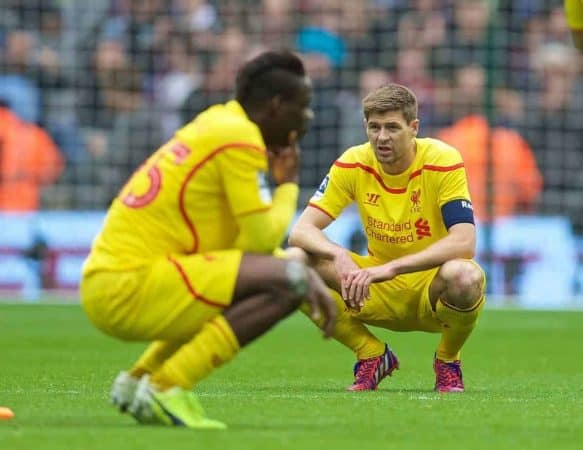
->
[565,0,583,29]
[84,100,275,273]
[309,138,472,263]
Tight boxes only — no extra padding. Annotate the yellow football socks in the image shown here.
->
[129,340,184,378]
[151,315,240,390]
[435,296,485,362]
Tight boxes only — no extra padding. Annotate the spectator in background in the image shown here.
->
[65,62,163,209]
[548,4,573,45]
[93,65,164,206]
[35,4,87,168]
[393,47,438,131]
[0,30,41,124]
[438,64,542,220]
[522,42,583,233]
[430,0,509,83]
[248,0,296,49]
[175,0,221,67]
[397,0,447,51]
[295,0,347,69]
[100,0,170,76]
[176,0,219,34]
[77,39,130,129]
[339,68,391,150]
[181,27,255,123]
[0,105,64,211]
[336,0,378,88]
[297,52,341,188]
[153,31,203,139]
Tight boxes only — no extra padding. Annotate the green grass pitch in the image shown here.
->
[1,303,582,450]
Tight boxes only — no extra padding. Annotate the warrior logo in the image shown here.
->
[364,193,381,206]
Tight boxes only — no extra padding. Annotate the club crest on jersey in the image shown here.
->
[257,172,271,203]
[410,189,422,212]
[312,175,329,200]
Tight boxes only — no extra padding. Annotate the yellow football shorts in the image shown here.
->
[81,249,243,342]
[348,253,484,333]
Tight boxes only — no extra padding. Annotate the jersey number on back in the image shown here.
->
[121,142,191,209]
[122,164,162,208]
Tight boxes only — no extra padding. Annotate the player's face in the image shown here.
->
[365,110,419,173]
[266,77,314,148]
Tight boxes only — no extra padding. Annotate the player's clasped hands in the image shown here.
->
[334,250,366,311]
[343,269,375,311]
[342,264,397,311]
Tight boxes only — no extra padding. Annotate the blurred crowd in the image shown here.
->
[0,0,582,233]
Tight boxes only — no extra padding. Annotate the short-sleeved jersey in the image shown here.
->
[566,0,583,29]
[309,138,472,263]
[83,100,270,273]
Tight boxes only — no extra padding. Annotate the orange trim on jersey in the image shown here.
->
[439,295,485,313]
[236,205,271,217]
[167,255,227,308]
[333,161,465,194]
[179,142,266,253]
[209,318,239,351]
[307,202,336,220]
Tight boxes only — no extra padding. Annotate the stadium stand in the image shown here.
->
[0,0,581,305]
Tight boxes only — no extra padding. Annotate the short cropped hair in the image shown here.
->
[235,51,306,108]
[362,84,418,123]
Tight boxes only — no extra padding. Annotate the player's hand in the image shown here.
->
[304,267,337,338]
[268,130,300,185]
[344,264,397,309]
[333,250,362,311]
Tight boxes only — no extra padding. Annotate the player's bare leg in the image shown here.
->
[429,259,485,392]
[294,251,398,391]
[128,255,335,428]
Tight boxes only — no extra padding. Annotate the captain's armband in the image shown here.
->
[441,199,475,229]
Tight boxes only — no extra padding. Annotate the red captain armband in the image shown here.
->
[441,199,475,229]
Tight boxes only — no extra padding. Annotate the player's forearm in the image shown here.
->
[268,182,300,243]
[386,233,475,277]
[234,183,299,253]
[288,222,343,260]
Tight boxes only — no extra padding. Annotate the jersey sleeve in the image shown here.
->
[308,154,355,219]
[434,148,475,228]
[216,146,270,216]
[435,150,472,207]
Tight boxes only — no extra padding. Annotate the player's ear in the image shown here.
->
[410,119,420,135]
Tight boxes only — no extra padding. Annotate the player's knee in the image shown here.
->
[439,260,483,309]
[275,259,309,310]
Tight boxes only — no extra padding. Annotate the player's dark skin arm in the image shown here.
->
[289,207,361,302]
[223,254,337,345]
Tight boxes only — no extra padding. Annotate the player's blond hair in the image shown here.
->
[362,84,418,123]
